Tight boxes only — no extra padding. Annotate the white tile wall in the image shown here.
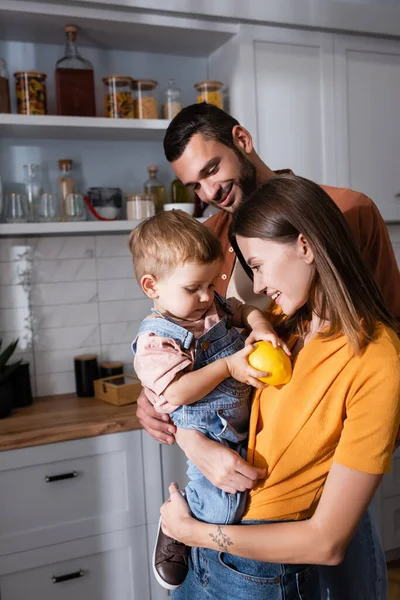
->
[0,234,152,396]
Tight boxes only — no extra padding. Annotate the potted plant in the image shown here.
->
[0,339,21,418]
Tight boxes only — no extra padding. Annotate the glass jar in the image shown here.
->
[163,79,182,120]
[132,80,158,119]
[58,159,75,221]
[14,71,47,115]
[23,164,43,221]
[103,75,134,118]
[143,165,165,213]
[126,193,156,220]
[0,59,11,114]
[194,80,223,109]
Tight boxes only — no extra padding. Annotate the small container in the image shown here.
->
[103,75,134,118]
[194,80,223,109]
[163,79,182,120]
[94,374,142,406]
[126,193,156,220]
[5,193,29,223]
[65,193,86,221]
[133,79,158,119]
[38,193,59,222]
[14,71,47,115]
[74,354,99,397]
[0,59,11,114]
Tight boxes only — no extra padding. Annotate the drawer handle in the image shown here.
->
[45,470,78,483]
[52,569,85,584]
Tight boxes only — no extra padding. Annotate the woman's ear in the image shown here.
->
[141,274,159,299]
[297,234,315,265]
[232,125,254,155]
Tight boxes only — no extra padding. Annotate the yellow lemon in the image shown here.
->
[248,341,292,386]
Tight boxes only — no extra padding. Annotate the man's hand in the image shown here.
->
[136,388,176,445]
[176,429,266,493]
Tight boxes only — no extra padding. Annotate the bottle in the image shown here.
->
[55,25,96,117]
[170,177,193,204]
[163,79,182,120]
[23,164,43,222]
[144,165,165,213]
[0,59,11,113]
[58,159,74,221]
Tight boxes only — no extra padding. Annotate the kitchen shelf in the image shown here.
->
[0,220,141,237]
[0,114,170,141]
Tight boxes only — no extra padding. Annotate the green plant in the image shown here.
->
[0,339,21,385]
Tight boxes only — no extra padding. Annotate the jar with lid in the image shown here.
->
[126,194,156,220]
[194,81,223,109]
[14,71,47,115]
[163,79,182,120]
[103,75,134,118]
[0,59,11,114]
[132,80,158,119]
[143,165,165,213]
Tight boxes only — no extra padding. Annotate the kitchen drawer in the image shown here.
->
[382,452,400,498]
[0,431,145,555]
[0,526,150,600]
[381,496,400,551]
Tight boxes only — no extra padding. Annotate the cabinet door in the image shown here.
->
[335,35,400,220]
[0,527,150,600]
[251,27,336,185]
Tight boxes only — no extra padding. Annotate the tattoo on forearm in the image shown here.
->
[209,526,233,552]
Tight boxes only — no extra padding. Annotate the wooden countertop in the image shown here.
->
[0,394,142,452]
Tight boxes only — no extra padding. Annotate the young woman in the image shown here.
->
[160,174,400,600]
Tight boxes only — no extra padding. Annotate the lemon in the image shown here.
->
[248,341,292,386]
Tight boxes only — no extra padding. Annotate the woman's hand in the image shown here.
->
[175,429,266,494]
[224,346,270,388]
[245,328,291,357]
[161,482,195,545]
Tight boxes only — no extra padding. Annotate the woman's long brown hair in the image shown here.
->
[231,174,397,353]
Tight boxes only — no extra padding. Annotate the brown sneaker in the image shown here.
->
[153,517,189,590]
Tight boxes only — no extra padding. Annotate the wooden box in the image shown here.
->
[94,374,142,406]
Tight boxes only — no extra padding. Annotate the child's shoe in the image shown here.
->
[153,517,189,590]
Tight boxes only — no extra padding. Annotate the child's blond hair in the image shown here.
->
[128,210,223,281]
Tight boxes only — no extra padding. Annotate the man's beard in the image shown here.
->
[231,150,258,212]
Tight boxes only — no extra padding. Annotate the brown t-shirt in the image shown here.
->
[204,173,400,326]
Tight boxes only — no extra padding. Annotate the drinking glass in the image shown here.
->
[5,193,28,223]
[64,193,86,221]
[37,193,59,222]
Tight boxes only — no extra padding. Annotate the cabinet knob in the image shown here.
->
[45,470,78,483]
[52,569,85,583]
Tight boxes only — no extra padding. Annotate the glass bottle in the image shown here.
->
[58,159,75,221]
[0,59,11,114]
[163,79,182,120]
[144,165,165,213]
[55,24,96,117]
[170,177,193,204]
[23,164,43,222]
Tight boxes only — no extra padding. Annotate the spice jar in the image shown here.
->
[126,193,156,220]
[163,79,182,120]
[194,80,223,109]
[133,80,158,119]
[14,71,47,115]
[0,59,11,114]
[103,75,134,118]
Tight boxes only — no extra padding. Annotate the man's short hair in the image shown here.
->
[128,209,223,281]
[163,103,239,162]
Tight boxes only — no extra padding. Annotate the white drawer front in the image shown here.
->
[0,432,145,555]
[382,496,400,551]
[0,526,150,600]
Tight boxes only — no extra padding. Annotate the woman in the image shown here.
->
[160,174,400,600]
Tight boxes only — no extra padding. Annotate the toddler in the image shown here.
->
[129,211,289,591]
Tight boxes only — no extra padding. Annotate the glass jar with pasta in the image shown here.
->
[132,79,158,119]
[194,80,223,109]
[14,71,48,115]
[103,75,134,118]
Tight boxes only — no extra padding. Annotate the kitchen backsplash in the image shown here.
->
[0,234,152,396]
[1,224,400,398]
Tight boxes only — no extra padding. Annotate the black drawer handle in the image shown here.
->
[52,569,85,584]
[45,470,78,483]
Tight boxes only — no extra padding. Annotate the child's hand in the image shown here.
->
[224,346,271,389]
[246,328,291,357]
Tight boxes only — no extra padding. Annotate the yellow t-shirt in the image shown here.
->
[244,324,400,521]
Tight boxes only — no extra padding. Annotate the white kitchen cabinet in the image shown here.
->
[334,34,400,220]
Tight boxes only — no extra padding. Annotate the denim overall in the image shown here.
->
[132,294,252,525]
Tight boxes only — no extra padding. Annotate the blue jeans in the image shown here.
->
[318,507,388,599]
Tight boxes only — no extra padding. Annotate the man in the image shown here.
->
[136,103,400,599]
